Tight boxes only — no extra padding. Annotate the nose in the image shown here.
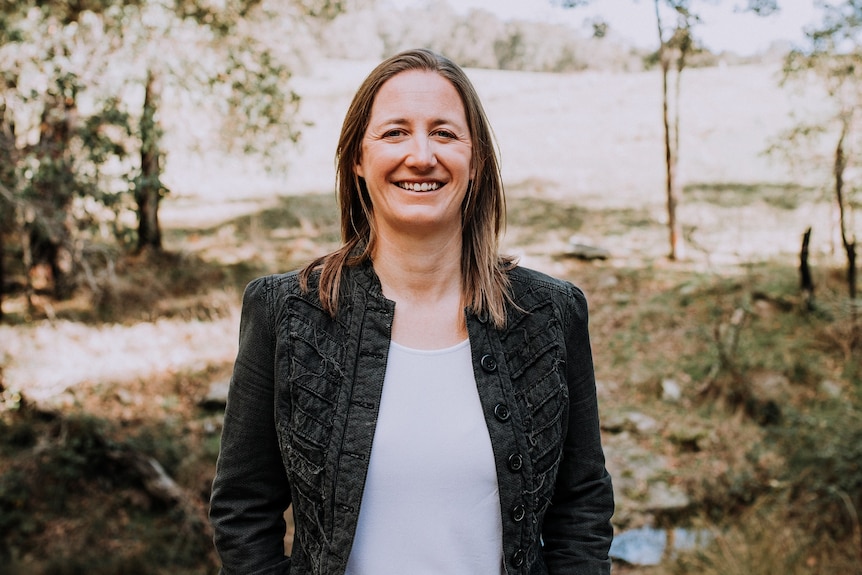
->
[405,135,437,170]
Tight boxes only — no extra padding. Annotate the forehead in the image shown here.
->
[370,70,466,121]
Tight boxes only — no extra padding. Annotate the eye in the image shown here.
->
[382,128,406,138]
[433,129,457,139]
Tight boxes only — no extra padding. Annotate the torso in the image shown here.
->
[344,338,504,574]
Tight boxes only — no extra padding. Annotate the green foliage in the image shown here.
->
[218,42,302,160]
[744,0,779,16]
[0,4,141,301]
[0,0,349,311]
[506,196,585,233]
[684,182,816,210]
[776,400,862,538]
[0,468,36,545]
[0,405,216,572]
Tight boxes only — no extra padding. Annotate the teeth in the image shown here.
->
[398,182,440,191]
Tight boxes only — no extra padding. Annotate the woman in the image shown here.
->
[210,48,614,575]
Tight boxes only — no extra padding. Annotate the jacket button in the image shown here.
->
[507,453,523,472]
[480,354,497,372]
[512,548,525,567]
[511,504,525,522]
[494,404,510,422]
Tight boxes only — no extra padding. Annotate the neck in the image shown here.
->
[371,230,467,349]
[372,231,463,303]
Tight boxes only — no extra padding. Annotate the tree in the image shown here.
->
[554,0,698,259]
[102,0,309,253]
[653,1,695,260]
[114,0,368,252]
[556,0,775,260]
[782,0,860,336]
[0,2,134,307]
[0,0,360,316]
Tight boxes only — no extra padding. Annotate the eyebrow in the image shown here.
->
[374,117,466,130]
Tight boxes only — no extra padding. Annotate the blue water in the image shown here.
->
[609,526,712,566]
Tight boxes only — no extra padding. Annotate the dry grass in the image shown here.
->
[665,499,862,575]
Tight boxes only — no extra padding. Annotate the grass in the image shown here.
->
[665,498,861,575]
[0,368,222,574]
[683,182,818,210]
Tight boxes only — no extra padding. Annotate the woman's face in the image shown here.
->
[355,70,473,240]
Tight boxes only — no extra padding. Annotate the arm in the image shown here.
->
[542,284,614,575]
[210,277,293,575]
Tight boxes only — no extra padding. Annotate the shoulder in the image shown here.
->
[505,265,589,322]
[507,265,587,304]
[241,269,330,315]
[243,270,305,300]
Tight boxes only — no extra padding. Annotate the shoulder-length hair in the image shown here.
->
[300,48,515,328]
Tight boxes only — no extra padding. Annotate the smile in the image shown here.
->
[396,181,441,192]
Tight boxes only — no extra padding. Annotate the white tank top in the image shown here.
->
[344,339,504,574]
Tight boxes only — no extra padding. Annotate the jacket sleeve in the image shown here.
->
[210,276,293,575]
[541,284,614,575]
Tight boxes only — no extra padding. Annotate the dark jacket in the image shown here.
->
[210,262,614,575]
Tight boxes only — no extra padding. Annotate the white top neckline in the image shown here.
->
[388,338,470,355]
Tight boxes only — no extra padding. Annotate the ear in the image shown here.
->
[354,157,365,178]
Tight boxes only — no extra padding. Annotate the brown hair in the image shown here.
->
[300,48,515,328]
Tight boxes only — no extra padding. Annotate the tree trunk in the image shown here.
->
[137,69,164,253]
[0,225,4,321]
[800,227,814,310]
[834,114,858,348]
[655,0,682,261]
[20,207,35,317]
[834,116,857,300]
[35,90,77,299]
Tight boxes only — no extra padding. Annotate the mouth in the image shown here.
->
[395,181,442,192]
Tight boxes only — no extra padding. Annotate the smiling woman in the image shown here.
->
[209,48,615,575]
[355,70,474,248]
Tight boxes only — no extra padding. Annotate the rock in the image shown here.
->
[201,378,230,409]
[565,236,611,260]
[746,371,790,425]
[678,282,699,297]
[602,411,658,435]
[749,371,791,402]
[601,413,627,433]
[645,480,691,512]
[628,412,659,434]
[598,274,620,289]
[604,441,676,526]
[666,421,710,452]
[661,378,682,403]
[628,367,656,389]
[819,379,843,399]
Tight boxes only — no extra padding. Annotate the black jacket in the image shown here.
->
[210,261,614,574]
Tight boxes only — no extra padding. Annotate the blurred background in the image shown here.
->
[1,1,860,573]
